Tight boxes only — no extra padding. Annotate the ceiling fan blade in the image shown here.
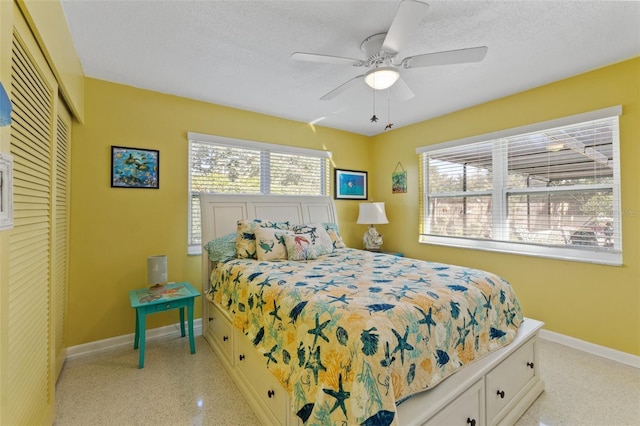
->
[320,75,364,100]
[291,52,364,67]
[382,0,430,54]
[392,77,415,102]
[401,46,488,69]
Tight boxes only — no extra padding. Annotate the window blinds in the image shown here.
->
[188,134,331,247]
[418,107,621,264]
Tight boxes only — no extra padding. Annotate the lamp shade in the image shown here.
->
[357,202,389,225]
[364,67,399,90]
[147,255,167,285]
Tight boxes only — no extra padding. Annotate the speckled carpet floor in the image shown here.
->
[55,335,639,425]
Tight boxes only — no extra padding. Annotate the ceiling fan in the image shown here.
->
[291,0,488,101]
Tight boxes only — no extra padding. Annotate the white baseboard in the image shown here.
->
[539,329,639,369]
[66,318,202,360]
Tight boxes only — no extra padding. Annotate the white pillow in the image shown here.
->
[284,232,319,261]
[254,227,291,261]
[323,223,346,249]
[287,223,334,258]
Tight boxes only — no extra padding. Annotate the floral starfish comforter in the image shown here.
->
[208,248,523,425]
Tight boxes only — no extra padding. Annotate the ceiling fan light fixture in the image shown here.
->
[364,67,399,90]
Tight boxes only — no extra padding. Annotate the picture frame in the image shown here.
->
[0,153,13,230]
[392,162,407,194]
[334,168,368,200]
[111,146,159,189]
[392,170,407,193]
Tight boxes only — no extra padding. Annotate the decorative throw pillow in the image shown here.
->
[289,223,334,256]
[236,219,290,259]
[254,227,291,261]
[323,223,346,249]
[284,232,319,261]
[204,233,237,263]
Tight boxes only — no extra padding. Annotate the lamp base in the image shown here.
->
[149,283,167,294]
[363,225,383,251]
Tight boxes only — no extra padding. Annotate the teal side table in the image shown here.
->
[128,282,200,368]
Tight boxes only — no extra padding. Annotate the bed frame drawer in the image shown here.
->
[422,379,484,426]
[486,338,537,423]
[207,302,234,366]
[235,331,289,424]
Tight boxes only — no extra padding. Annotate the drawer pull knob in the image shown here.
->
[267,390,275,398]
[467,418,476,426]
[239,354,245,361]
[208,317,213,322]
[223,336,228,342]
[497,390,505,399]
[527,362,535,369]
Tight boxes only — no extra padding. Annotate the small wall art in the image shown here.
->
[111,146,159,189]
[0,82,12,127]
[0,153,13,230]
[392,162,407,194]
[334,168,368,200]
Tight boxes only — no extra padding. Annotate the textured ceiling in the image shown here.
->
[61,0,640,136]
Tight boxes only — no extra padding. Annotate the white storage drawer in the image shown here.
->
[207,302,234,365]
[235,331,289,425]
[486,338,536,422]
[422,379,484,426]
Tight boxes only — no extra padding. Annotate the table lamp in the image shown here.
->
[147,255,168,293]
[357,202,389,251]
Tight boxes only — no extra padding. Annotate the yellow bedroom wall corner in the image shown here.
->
[369,57,640,357]
[67,78,371,347]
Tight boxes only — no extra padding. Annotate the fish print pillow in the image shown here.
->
[236,219,290,259]
[323,222,346,249]
[289,223,333,256]
[283,232,321,260]
[254,227,291,261]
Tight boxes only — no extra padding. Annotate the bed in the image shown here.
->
[200,194,544,425]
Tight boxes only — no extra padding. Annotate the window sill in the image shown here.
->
[419,235,622,266]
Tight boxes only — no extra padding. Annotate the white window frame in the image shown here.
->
[188,132,331,255]
[417,106,622,266]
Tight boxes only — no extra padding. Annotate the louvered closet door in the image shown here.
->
[6,7,58,424]
[53,104,71,379]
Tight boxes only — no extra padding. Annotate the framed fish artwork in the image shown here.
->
[334,168,367,200]
[111,146,159,189]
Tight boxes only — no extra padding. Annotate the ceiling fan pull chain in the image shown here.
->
[370,88,378,123]
[385,88,393,130]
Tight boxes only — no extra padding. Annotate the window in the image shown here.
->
[188,132,331,253]
[417,106,622,265]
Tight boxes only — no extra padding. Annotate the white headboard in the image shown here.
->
[199,193,338,291]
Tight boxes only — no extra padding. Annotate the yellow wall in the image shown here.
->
[67,78,371,346]
[371,58,640,356]
[69,61,639,356]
